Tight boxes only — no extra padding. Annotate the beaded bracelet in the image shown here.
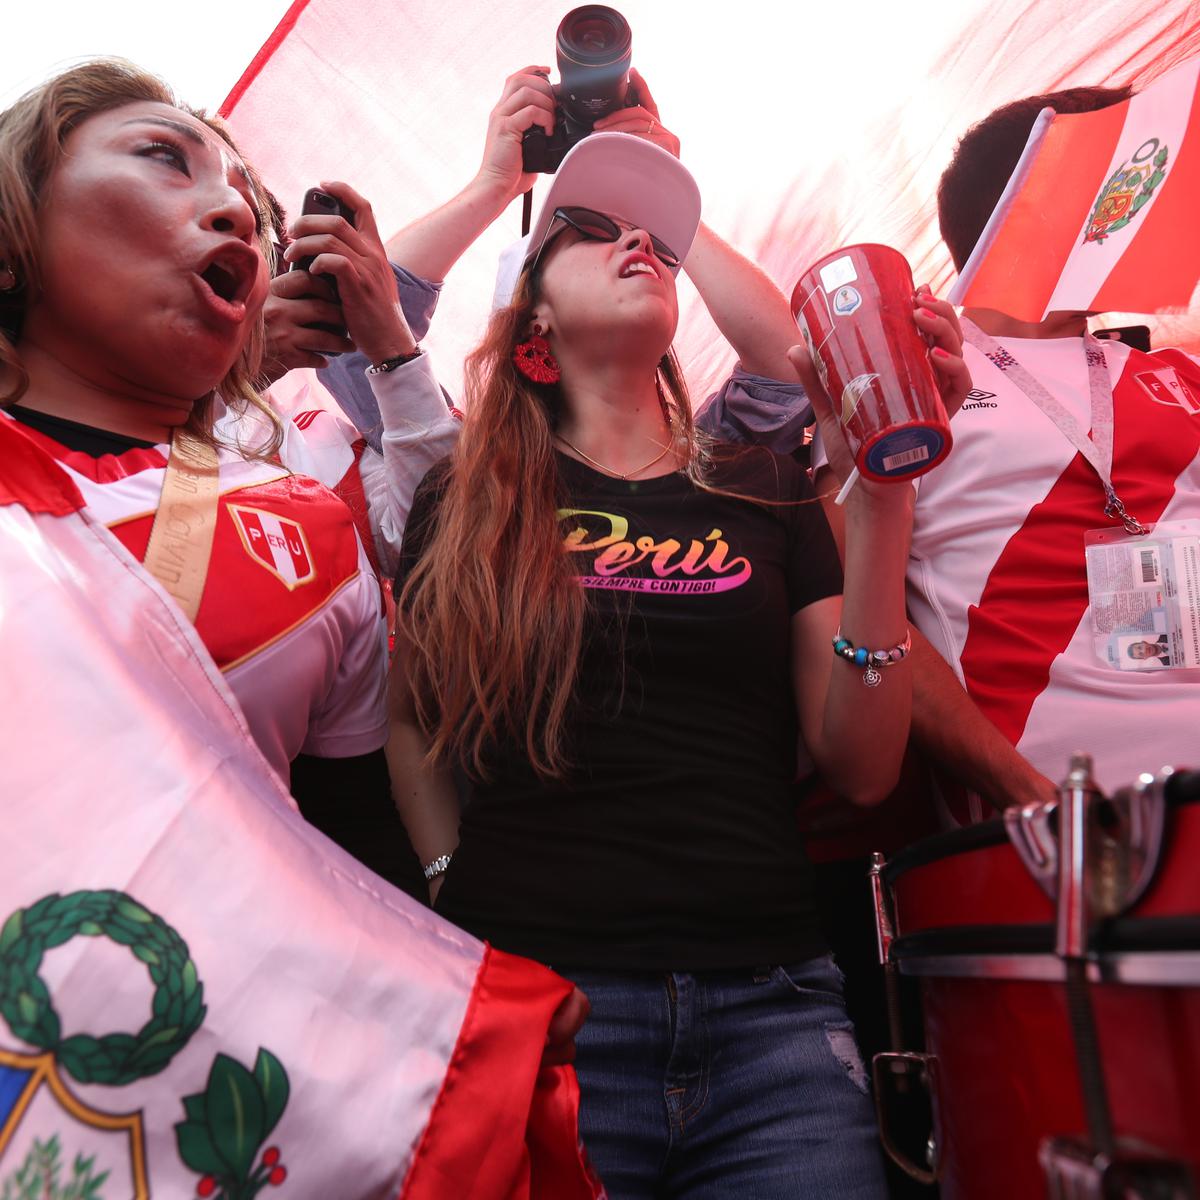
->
[832,628,912,687]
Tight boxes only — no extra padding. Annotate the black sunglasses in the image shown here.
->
[531,206,681,273]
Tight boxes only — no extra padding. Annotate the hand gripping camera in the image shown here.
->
[521,5,637,174]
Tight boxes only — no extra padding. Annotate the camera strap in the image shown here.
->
[522,188,534,238]
[142,431,221,623]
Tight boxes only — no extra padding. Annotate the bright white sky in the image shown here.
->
[6,1,287,112]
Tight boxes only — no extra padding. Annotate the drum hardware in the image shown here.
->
[1034,756,1196,1200]
[869,851,940,1185]
[1056,754,1117,1162]
[877,763,1198,1199]
[1004,766,1173,919]
[1039,1137,1196,1199]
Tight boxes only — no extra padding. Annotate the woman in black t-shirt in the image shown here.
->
[389,69,970,1198]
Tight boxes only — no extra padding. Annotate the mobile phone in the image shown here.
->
[291,188,358,346]
[1092,324,1152,353]
[291,188,358,274]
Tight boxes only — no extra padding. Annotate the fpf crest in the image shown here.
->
[228,506,316,591]
[1084,137,1169,244]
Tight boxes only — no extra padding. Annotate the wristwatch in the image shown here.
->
[366,347,422,375]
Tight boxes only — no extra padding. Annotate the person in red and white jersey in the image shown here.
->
[0,60,387,787]
[807,85,1200,823]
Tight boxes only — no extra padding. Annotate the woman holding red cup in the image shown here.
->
[388,64,970,1197]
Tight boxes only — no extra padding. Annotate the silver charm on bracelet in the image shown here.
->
[832,631,911,687]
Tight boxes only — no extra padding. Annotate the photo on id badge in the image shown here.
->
[1085,523,1200,672]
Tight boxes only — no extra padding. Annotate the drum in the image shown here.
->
[877,768,1200,1199]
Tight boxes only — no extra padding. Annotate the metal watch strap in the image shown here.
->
[422,853,452,881]
[366,348,422,375]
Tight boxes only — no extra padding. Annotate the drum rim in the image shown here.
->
[891,913,1200,959]
[882,819,1007,886]
[882,771,1200,887]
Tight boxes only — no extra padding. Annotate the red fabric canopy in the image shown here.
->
[223,2,1200,398]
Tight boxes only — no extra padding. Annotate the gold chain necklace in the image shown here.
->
[555,433,675,480]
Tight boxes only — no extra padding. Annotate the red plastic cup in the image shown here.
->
[791,244,952,482]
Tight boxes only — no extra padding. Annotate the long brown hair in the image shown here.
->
[0,58,281,452]
[400,266,699,782]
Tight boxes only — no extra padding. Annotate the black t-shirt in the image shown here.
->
[397,444,844,971]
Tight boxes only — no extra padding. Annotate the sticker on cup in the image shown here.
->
[841,373,880,424]
[864,427,947,479]
[800,321,830,392]
[833,286,863,316]
[819,255,858,293]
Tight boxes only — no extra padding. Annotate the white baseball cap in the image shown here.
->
[492,132,702,309]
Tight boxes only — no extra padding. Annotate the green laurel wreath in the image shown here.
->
[0,890,206,1086]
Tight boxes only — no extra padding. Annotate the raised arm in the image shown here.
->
[681,224,800,378]
[817,468,1056,811]
[384,66,557,281]
[788,298,970,804]
[594,70,798,378]
[809,295,1056,812]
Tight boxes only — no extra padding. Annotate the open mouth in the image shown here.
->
[618,254,660,281]
[196,244,259,308]
[201,260,239,302]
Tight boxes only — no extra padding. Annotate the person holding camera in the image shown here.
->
[386,56,969,1196]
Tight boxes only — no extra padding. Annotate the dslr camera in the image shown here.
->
[522,5,637,174]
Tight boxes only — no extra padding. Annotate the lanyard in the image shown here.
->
[961,319,1149,535]
[141,431,220,622]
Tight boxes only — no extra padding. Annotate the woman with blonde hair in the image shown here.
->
[389,67,969,1196]
[0,60,395,784]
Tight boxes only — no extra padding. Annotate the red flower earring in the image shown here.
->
[513,324,561,385]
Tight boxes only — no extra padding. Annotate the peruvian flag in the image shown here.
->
[949,56,1200,321]
[0,417,602,1199]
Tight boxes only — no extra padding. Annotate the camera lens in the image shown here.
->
[555,5,633,129]
[557,5,631,67]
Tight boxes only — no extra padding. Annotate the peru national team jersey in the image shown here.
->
[7,416,388,779]
[909,335,1200,816]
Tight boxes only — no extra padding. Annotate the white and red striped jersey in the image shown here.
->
[217,354,460,580]
[909,336,1200,818]
[6,414,387,780]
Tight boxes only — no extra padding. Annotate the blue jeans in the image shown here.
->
[565,955,887,1199]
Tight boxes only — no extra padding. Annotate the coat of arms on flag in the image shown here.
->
[949,57,1200,320]
[228,505,316,589]
[1083,138,1169,243]
[0,419,604,1200]
[0,890,292,1200]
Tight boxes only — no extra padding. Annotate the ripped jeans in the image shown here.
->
[566,955,888,1199]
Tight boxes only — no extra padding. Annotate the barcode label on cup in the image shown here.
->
[1141,549,1159,583]
[881,445,931,472]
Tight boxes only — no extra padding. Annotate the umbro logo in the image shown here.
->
[960,389,998,411]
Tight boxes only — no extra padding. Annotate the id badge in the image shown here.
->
[1085,521,1200,671]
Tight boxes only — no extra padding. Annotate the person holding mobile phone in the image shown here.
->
[0,61,605,1195]
[0,61,390,798]
[234,181,459,581]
